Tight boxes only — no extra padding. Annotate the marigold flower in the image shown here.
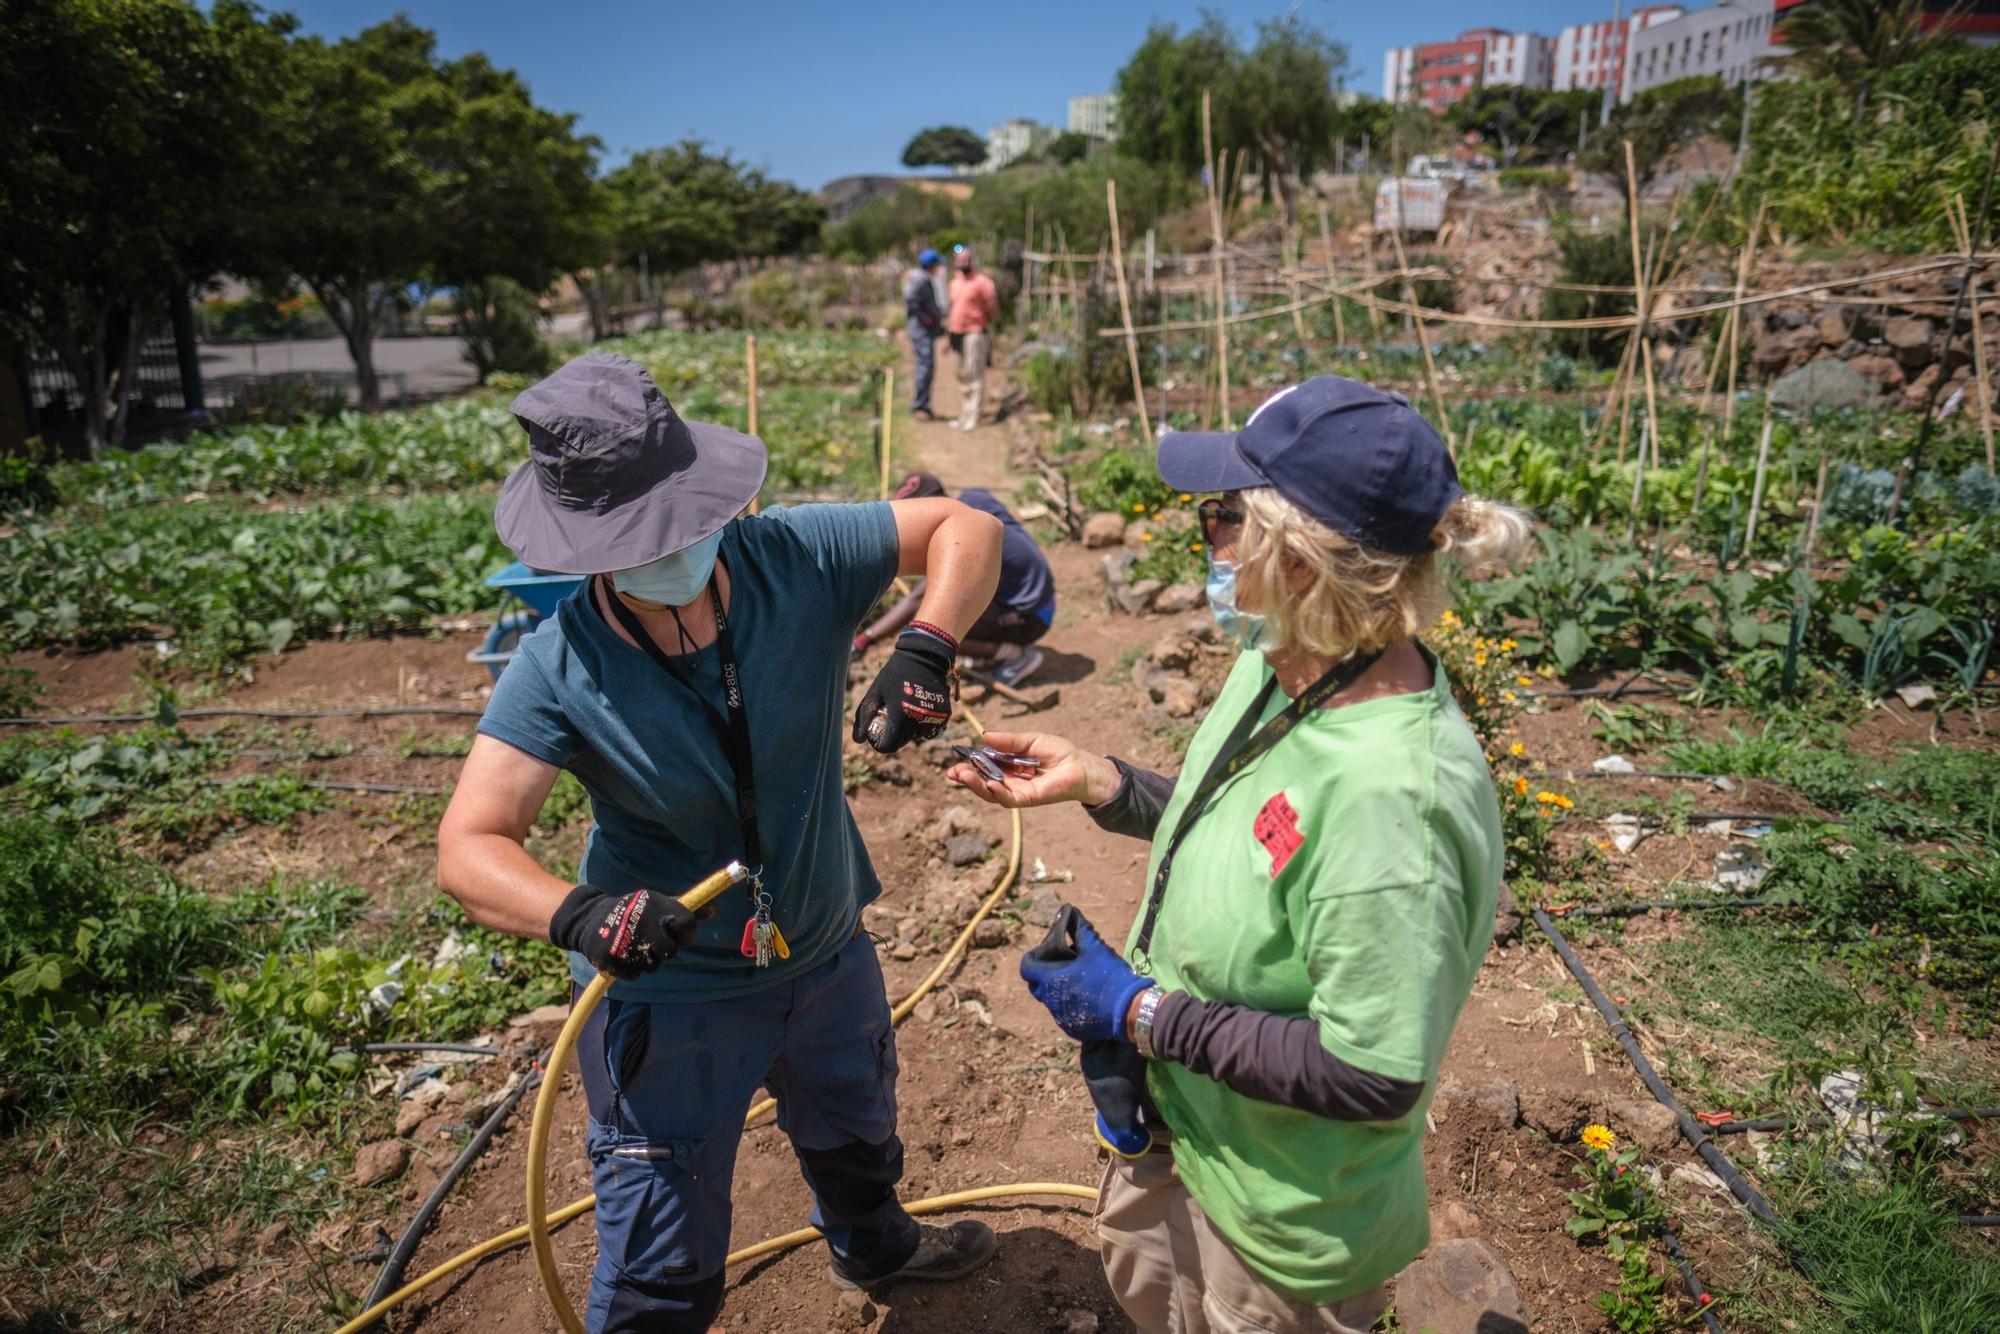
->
[1501,638,1517,651]
[1132,502,1146,512]
[1581,1124,1615,1152]
[1178,493,1192,502]
[1508,742,1525,757]
[1140,532,1153,542]
[1513,776,1529,796]
[1516,674,1533,687]
[1473,652,1488,666]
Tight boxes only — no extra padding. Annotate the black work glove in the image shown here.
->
[1082,1038,1156,1158]
[851,628,955,753]
[548,884,701,980]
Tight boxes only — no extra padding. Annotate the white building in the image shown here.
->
[1382,46,1417,102]
[1067,93,1118,139]
[1483,31,1555,89]
[1623,0,1784,100]
[982,118,1051,173]
[1553,5,1684,96]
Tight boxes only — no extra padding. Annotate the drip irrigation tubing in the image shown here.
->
[1656,1212,1727,1333]
[333,1042,511,1058]
[206,776,448,796]
[1547,899,1773,919]
[1710,1106,2000,1136]
[1530,910,1791,1239]
[356,1050,549,1329]
[0,704,485,727]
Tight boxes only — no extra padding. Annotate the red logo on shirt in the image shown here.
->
[1254,792,1304,876]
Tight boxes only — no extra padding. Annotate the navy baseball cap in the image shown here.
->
[1157,376,1462,555]
[918,248,941,267]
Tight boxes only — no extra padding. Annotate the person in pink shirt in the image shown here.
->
[946,248,998,431]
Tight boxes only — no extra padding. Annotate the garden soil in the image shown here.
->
[18,356,1997,1333]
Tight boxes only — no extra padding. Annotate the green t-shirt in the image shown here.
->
[1127,648,1502,1305]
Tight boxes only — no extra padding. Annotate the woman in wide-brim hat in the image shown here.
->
[950,375,1530,1333]
[438,352,1005,1333]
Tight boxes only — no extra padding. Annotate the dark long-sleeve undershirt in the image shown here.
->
[1083,757,1426,1122]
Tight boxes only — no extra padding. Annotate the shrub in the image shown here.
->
[1542,225,1639,366]
[456,277,554,384]
[217,373,351,427]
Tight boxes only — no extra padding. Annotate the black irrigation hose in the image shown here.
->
[334,1042,510,1058]
[1533,769,1745,783]
[1657,1212,1727,1334]
[1712,1106,2000,1136]
[357,1049,550,1329]
[205,776,447,796]
[1961,1215,2000,1228]
[1530,910,1790,1237]
[1552,899,1773,919]
[1527,685,1682,699]
[0,704,484,727]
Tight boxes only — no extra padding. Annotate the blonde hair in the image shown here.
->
[1234,489,1532,659]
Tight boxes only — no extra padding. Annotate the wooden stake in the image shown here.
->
[1018,204,1035,331]
[1622,140,1661,460]
[1805,453,1831,567]
[1742,409,1774,562]
[1106,180,1153,442]
[1691,421,1716,518]
[1626,420,1648,544]
[1951,195,1996,473]
[1286,222,1308,341]
[1318,201,1345,348]
[1723,204,1767,439]
[745,333,761,513]
[1203,90,1232,429]
[1387,220,1456,456]
[879,367,894,500]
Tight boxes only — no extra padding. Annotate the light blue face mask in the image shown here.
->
[1204,556,1271,652]
[612,528,725,607]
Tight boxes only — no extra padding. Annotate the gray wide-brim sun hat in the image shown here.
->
[496,352,767,574]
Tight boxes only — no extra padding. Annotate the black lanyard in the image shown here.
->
[599,576,762,878]
[1131,649,1381,963]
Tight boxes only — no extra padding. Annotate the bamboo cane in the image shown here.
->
[1387,220,1455,456]
[745,333,761,514]
[1106,180,1153,442]
[1622,140,1661,463]
[879,367,893,500]
[1203,90,1232,429]
[1805,453,1831,568]
[1318,201,1345,348]
[1949,195,1996,473]
[1742,409,1774,563]
[1723,204,1768,438]
[1691,421,1716,518]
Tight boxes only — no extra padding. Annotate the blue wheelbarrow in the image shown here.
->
[468,562,584,679]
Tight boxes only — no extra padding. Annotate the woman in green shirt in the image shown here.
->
[950,377,1528,1332]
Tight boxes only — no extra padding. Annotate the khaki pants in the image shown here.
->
[1095,1153,1388,1334]
[953,329,990,428]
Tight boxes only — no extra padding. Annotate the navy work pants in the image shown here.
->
[908,321,936,412]
[575,933,920,1333]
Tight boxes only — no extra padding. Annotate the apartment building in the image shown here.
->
[1382,28,1555,113]
[1067,93,1118,140]
[1623,0,1781,99]
[1552,6,1685,96]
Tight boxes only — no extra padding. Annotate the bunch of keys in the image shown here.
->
[737,872,790,967]
[950,744,1041,783]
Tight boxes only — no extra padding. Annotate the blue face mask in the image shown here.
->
[1205,556,1270,652]
[612,528,725,607]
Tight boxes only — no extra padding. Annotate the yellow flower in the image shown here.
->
[1140,532,1153,542]
[1513,776,1529,797]
[1190,543,1203,552]
[1500,638,1517,651]
[1132,502,1146,512]
[1508,742,1525,757]
[1179,493,1193,502]
[1473,652,1488,666]
[1581,1124,1616,1152]
[1534,791,1575,809]
[1516,674,1533,687]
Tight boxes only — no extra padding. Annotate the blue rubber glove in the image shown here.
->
[1019,905,1153,1043]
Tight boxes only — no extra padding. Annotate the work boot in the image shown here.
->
[826,1221,997,1291]
[990,645,1044,688]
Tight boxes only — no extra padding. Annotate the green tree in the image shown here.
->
[1450,86,1594,167]
[1114,14,1347,224]
[1767,0,1969,115]
[901,126,987,171]
[0,0,280,457]
[244,20,599,409]
[1045,131,1094,165]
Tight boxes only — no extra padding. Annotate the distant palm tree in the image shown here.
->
[1765,0,1970,114]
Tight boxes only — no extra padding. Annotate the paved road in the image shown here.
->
[196,335,479,407]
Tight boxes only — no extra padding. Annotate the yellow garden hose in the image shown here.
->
[334,703,1057,1334]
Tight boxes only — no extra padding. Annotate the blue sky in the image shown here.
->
[275,0,1631,188]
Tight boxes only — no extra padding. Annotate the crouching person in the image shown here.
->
[949,377,1528,1333]
[437,353,1003,1332]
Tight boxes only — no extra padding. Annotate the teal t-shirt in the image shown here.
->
[476,502,900,1002]
[1129,648,1502,1304]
